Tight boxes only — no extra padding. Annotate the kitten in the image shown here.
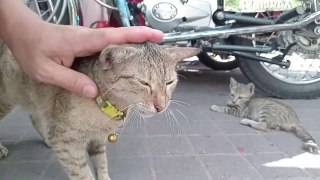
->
[0,41,200,180]
[211,77,319,153]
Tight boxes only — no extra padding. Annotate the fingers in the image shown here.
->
[44,61,98,98]
[70,26,164,57]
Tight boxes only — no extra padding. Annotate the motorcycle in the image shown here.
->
[28,0,320,99]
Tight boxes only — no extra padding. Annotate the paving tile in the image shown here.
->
[0,162,48,180]
[2,140,53,162]
[107,136,148,158]
[0,125,29,143]
[227,134,282,154]
[182,120,222,135]
[153,156,209,180]
[213,119,259,135]
[201,154,263,180]
[109,157,152,180]
[245,153,309,179]
[148,136,193,156]
[189,135,237,154]
[145,117,178,135]
[263,133,306,156]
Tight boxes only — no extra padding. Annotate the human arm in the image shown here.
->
[0,0,163,98]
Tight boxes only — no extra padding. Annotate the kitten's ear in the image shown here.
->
[163,46,201,63]
[247,83,255,95]
[230,77,238,90]
[99,45,140,70]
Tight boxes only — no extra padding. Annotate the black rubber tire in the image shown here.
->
[237,38,320,99]
[197,52,239,70]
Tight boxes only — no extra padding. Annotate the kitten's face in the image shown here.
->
[228,78,255,107]
[97,43,200,117]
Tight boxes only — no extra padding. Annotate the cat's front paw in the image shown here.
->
[240,119,252,126]
[210,105,220,112]
[0,144,8,159]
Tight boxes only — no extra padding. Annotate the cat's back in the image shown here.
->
[248,97,298,123]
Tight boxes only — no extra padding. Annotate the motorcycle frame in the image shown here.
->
[107,0,320,67]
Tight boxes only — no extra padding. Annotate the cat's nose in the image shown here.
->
[154,104,165,112]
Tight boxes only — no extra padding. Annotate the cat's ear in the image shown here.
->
[163,46,201,63]
[99,45,140,70]
[246,83,255,95]
[230,77,238,90]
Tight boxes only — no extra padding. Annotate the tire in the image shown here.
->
[197,52,239,70]
[237,38,320,99]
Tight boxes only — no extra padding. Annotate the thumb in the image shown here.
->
[45,61,98,98]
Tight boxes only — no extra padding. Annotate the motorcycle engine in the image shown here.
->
[141,0,217,32]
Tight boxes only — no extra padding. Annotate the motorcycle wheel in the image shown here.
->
[237,37,320,99]
[197,52,239,70]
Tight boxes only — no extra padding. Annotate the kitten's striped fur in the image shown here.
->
[0,40,200,180]
[211,77,319,153]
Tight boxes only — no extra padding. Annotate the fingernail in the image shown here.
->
[82,84,97,98]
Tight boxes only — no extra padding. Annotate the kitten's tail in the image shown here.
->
[292,125,319,154]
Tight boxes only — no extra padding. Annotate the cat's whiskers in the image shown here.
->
[118,106,139,139]
[174,108,191,127]
[168,109,183,136]
[177,73,187,80]
[170,99,190,107]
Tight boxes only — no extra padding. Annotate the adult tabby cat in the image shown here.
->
[0,40,200,180]
[211,77,319,153]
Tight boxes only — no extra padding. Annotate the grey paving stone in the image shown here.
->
[0,125,29,143]
[2,140,53,162]
[227,134,282,154]
[145,117,178,135]
[148,136,193,156]
[41,162,69,180]
[109,157,153,180]
[182,120,222,135]
[188,135,237,154]
[263,133,305,156]
[107,136,148,158]
[245,153,309,179]
[153,156,209,180]
[213,118,260,135]
[201,154,263,180]
[0,162,48,180]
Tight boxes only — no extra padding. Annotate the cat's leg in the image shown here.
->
[211,105,240,117]
[0,143,8,159]
[0,101,12,159]
[89,140,111,180]
[51,142,95,180]
[240,119,268,131]
[30,114,50,147]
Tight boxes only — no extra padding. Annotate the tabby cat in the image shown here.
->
[211,77,319,153]
[0,41,200,180]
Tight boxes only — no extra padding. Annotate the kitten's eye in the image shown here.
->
[166,80,174,85]
[230,94,234,98]
[138,80,149,86]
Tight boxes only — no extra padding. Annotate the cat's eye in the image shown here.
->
[166,80,174,85]
[230,94,234,98]
[138,80,150,86]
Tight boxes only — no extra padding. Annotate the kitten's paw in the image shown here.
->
[304,140,319,154]
[210,105,220,112]
[240,119,252,126]
[0,144,8,159]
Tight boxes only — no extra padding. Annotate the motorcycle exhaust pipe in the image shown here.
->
[161,11,320,43]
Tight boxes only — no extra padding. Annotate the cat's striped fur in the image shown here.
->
[211,77,319,153]
[0,40,200,180]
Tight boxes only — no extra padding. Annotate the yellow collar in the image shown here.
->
[96,96,125,120]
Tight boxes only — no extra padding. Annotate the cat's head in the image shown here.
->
[95,42,200,117]
[227,77,255,107]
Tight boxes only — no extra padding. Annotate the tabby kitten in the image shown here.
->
[211,77,319,153]
[0,41,200,180]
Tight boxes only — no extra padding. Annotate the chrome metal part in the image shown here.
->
[142,0,217,32]
[161,11,320,43]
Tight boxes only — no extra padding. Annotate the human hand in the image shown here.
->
[7,21,163,98]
